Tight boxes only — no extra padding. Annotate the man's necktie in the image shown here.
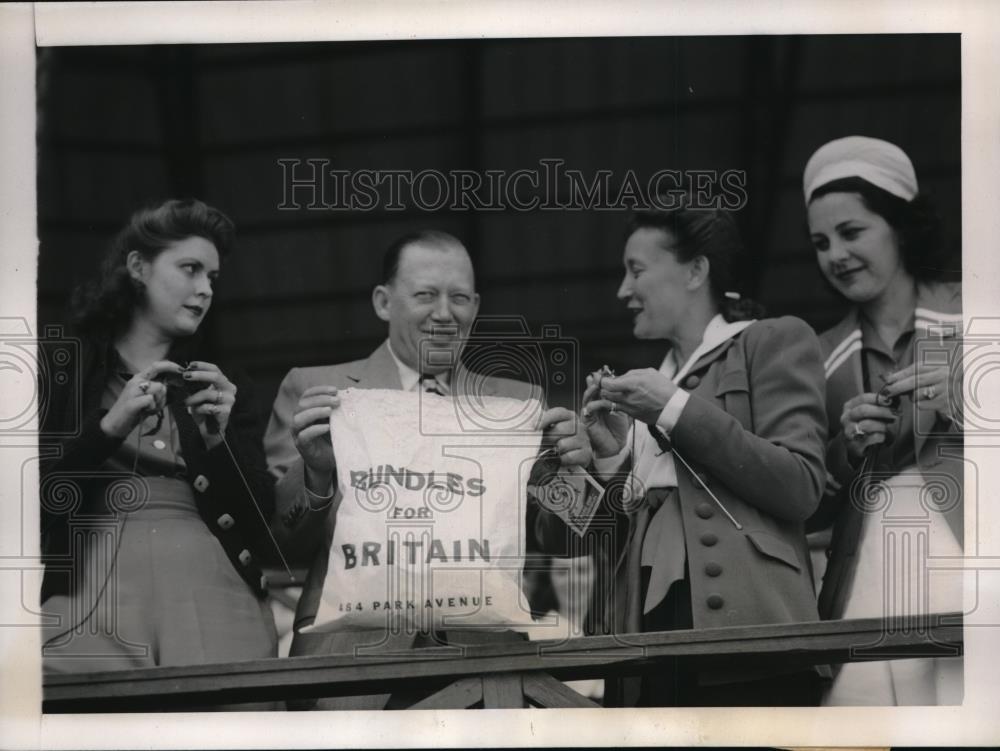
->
[420,374,448,396]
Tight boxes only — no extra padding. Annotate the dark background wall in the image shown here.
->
[36,35,961,414]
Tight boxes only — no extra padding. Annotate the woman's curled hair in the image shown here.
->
[71,199,235,336]
[808,176,950,282]
[627,204,765,322]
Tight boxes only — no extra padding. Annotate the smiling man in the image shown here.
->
[375,230,476,379]
[264,229,590,710]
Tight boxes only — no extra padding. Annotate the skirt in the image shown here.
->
[42,477,278,675]
[823,467,963,706]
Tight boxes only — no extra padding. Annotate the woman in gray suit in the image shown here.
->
[539,204,828,706]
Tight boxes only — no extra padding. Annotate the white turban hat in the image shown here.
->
[803,135,918,204]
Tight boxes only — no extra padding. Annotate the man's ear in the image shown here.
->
[687,255,711,292]
[372,284,391,322]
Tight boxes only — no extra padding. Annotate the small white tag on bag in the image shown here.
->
[301,388,543,634]
[528,457,605,537]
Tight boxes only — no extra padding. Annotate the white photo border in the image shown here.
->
[3,0,1000,748]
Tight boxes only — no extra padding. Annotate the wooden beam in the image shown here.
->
[43,613,962,712]
[522,673,601,709]
[481,673,524,709]
[408,677,483,710]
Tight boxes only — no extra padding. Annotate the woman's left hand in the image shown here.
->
[599,369,677,426]
[182,361,237,448]
[881,361,956,424]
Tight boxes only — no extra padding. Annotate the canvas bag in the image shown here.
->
[302,388,544,633]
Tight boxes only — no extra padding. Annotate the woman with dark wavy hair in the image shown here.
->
[803,136,963,705]
[538,203,828,706]
[40,199,278,675]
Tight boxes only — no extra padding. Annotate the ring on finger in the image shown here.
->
[850,424,866,440]
[609,402,618,414]
[215,388,223,404]
[138,381,150,395]
[924,385,936,400]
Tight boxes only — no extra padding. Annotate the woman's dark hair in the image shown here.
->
[808,177,949,282]
[626,205,765,322]
[71,198,235,336]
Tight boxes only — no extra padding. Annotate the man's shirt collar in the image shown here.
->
[386,339,450,392]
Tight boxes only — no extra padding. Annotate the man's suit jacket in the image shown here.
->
[264,341,538,709]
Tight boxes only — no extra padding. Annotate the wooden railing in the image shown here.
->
[42,612,962,711]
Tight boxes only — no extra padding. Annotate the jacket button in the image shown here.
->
[700,532,718,547]
[825,548,833,559]
[695,502,714,519]
[217,513,235,530]
[193,474,210,493]
[684,375,701,389]
[705,561,722,577]
[238,549,252,566]
[706,594,724,609]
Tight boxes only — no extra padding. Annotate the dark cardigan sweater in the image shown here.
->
[38,332,276,603]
